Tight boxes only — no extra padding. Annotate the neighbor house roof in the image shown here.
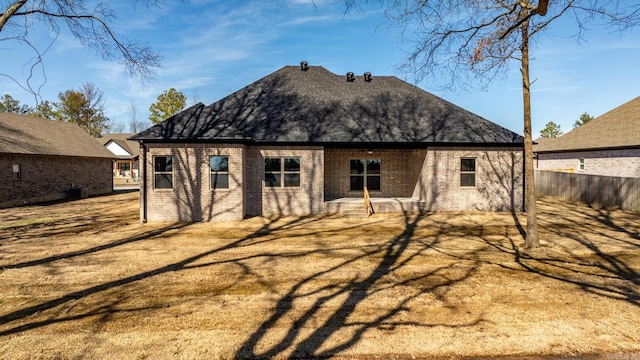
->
[0,113,115,158]
[131,65,523,146]
[101,133,140,159]
[534,96,640,153]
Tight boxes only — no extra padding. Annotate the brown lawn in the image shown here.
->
[0,191,639,359]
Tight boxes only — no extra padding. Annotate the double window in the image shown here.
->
[460,158,476,187]
[265,157,301,187]
[154,156,173,189]
[210,156,229,189]
[350,159,381,191]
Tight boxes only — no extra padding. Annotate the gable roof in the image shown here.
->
[131,65,523,146]
[101,133,140,158]
[0,113,115,158]
[534,96,640,152]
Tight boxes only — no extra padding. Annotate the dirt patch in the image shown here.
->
[1,193,639,359]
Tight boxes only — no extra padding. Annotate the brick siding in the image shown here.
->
[0,154,113,208]
[326,147,523,211]
[141,144,523,222]
[249,146,324,216]
[537,148,640,178]
[142,143,244,221]
[413,147,524,211]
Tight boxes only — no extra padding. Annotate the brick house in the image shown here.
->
[131,63,524,222]
[101,133,140,186]
[534,96,640,177]
[0,113,114,208]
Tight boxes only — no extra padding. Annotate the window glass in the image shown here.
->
[155,174,173,189]
[210,156,229,172]
[350,160,365,174]
[211,174,229,189]
[210,156,229,189]
[265,173,281,187]
[265,157,300,187]
[154,156,173,189]
[350,159,380,191]
[155,156,172,172]
[367,175,381,191]
[284,173,301,187]
[367,159,381,174]
[461,158,476,172]
[460,158,476,187]
[284,157,300,172]
[350,176,364,191]
[460,174,476,187]
[265,158,281,172]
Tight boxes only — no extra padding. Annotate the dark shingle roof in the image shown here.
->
[534,96,640,152]
[101,133,140,158]
[131,65,523,145]
[0,113,115,158]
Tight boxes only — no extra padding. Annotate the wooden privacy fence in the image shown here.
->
[535,170,640,211]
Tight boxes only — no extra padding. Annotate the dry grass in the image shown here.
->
[0,192,639,359]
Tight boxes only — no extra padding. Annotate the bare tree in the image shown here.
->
[1,1,167,101]
[128,100,149,133]
[346,0,640,248]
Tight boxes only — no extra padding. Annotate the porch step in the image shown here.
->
[340,204,373,218]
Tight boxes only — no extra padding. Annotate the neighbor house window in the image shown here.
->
[350,159,381,191]
[265,157,300,187]
[460,158,476,187]
[154,156,173,189]
[12,164,20,180]
[210,156,229,189]
[579,158,585,171]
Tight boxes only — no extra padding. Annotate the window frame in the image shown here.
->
[210,155,230,190]
[12,164,21,181]
[460,158,476,188]
[350,158,381,191]
[153,155,174,189]
[578,158,585,171]
[264,157,301,188]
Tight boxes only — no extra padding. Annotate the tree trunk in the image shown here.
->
[520,14,540,248]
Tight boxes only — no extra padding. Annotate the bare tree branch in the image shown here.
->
[1,0,170,97]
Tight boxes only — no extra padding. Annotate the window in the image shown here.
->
[116,161,131,177]
[210,156,229,189]
[460,158,476,187]
[265,157,300,187]
[579,158,585,171]
[350,159,381,191]
[12,164,20,180]
[154,156,173,189]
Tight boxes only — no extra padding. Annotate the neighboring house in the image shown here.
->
[131,62,524,222]
[0,113,114,208]
[101,133,140,186]
[534,96,640,177]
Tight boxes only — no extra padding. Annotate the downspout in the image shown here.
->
[140,141,148,223]
[522,146,526,212]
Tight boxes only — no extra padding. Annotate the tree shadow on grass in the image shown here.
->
[234,207,484,359]
[444,197,640,309]
[0,223,189,270]
[0,214,336,336]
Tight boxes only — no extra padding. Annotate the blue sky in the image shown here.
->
[1,0,639,137]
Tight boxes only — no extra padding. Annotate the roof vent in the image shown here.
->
[346,72,355,82]
[364,72,372,82]
[300,61,309,71]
